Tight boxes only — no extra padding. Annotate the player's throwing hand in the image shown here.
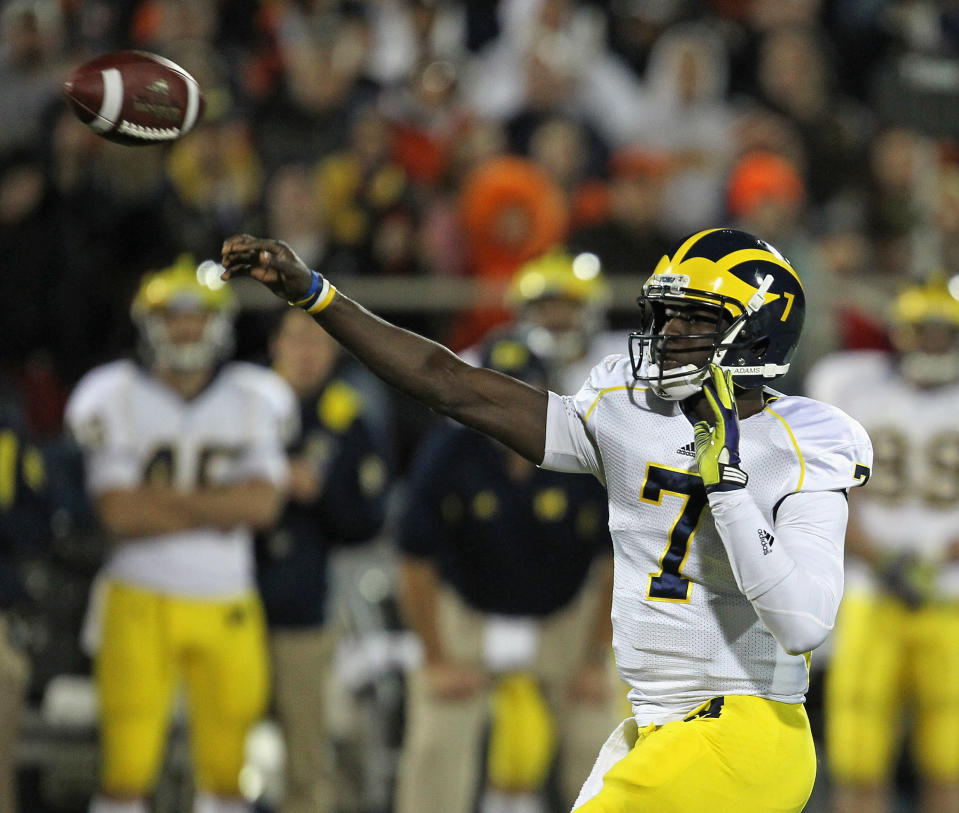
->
[693,365,748,493]
[220,235,322,306]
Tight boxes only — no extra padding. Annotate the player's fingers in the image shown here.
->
[222,232,254,246]
[701,376,721,418]
[221,234,263,257]
[702,383,727,444]
[222,238,279,266]
[220,245,260,268]
[723,369,735,393]
[720,369,736,407]
[220,263,278,285]
[693,421,712,446]
[219,264,246,280]
[709,365,735,411]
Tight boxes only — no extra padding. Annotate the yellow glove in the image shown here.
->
[693,366,748,494]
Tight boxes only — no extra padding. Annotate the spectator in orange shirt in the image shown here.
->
[451,155,567,349]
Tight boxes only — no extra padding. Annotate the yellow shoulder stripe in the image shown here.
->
[583,384,645,422]
[764,406,805,491]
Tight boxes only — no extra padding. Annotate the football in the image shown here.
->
[63,50,204,146]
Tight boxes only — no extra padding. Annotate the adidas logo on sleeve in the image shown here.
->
[676,442,697,458]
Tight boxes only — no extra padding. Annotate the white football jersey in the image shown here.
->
[806,351,959,598]
[65,360,297,597]
[543,355,871,723]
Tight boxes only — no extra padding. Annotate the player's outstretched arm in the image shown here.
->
[221,235,548,463]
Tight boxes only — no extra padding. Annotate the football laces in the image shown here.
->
[117,121,181,140]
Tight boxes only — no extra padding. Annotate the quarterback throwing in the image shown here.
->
[221,227,872,812]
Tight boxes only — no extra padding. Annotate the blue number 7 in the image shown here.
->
[641,464,708,602]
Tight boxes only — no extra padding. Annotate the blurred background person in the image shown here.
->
[314,104,421,280]
[451,154,568,350]
[256,308,390,813]
[461,0,641,151]
[393,332,620,813]
[64,257,297,813]
[628,21,737,239]
[751,24,872,217]
[0,0,67,153]
[806,275,959,813]
[164,113,265,259]
[500,247,618,392]
[0,401,54,813]
[565,148,673,286]
[248,2,378,173]
[724,148,838,392]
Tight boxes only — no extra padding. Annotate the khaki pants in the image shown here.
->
[0,616,28,813]
[269,626,338,813]
[394,568,622,813]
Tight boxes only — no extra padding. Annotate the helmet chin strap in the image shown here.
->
[649,274,776,401]
[646,362,706,400]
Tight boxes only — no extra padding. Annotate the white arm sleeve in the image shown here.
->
[708,488,848,655]
[541,391,602,478]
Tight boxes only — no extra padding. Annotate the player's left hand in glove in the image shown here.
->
[694,365,749,494]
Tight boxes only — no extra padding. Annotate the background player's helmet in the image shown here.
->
[629,227,805,399]
[131,254,236,372]
[890,274,959,387]
[505,248,610,366]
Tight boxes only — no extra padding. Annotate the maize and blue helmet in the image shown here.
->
[131,254,236,372]
[629,227,805,399]
[890,274,959,387]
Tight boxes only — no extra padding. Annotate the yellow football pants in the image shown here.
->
[827,592,959,783]
[95,581,269,796]
[574,695,816,813]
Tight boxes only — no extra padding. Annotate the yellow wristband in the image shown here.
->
[305,282,337,314]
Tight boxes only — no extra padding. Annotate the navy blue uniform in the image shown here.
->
[0,417,51,608]
[256,369,389,628]
[398,424,611,617]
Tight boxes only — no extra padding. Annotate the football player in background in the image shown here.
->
[501,247,620,394]
[65,257,298,813]
[806,276,959,813]
[256,307,390,813]
[221,227,873,811]
[394,332,619,813]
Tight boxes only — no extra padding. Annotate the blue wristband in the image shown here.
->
[290,270,322,307]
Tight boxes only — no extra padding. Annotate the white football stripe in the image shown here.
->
[182,77,200,134]
[92,68,124,133]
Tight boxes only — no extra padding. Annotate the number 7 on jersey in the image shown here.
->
[641,464,709,602]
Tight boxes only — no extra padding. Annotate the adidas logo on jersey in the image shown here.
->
[676,442,697,458]
[758,529,775,555]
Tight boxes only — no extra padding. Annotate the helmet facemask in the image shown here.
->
[894,321,959,387]
[629,272,779,400]
[138,307,235,373]
[131,255,237,374]
[517,296,604,368]
[890,277,959,388]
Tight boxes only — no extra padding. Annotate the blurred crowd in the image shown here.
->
[3,0,959,414]
[2,0,959,811]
